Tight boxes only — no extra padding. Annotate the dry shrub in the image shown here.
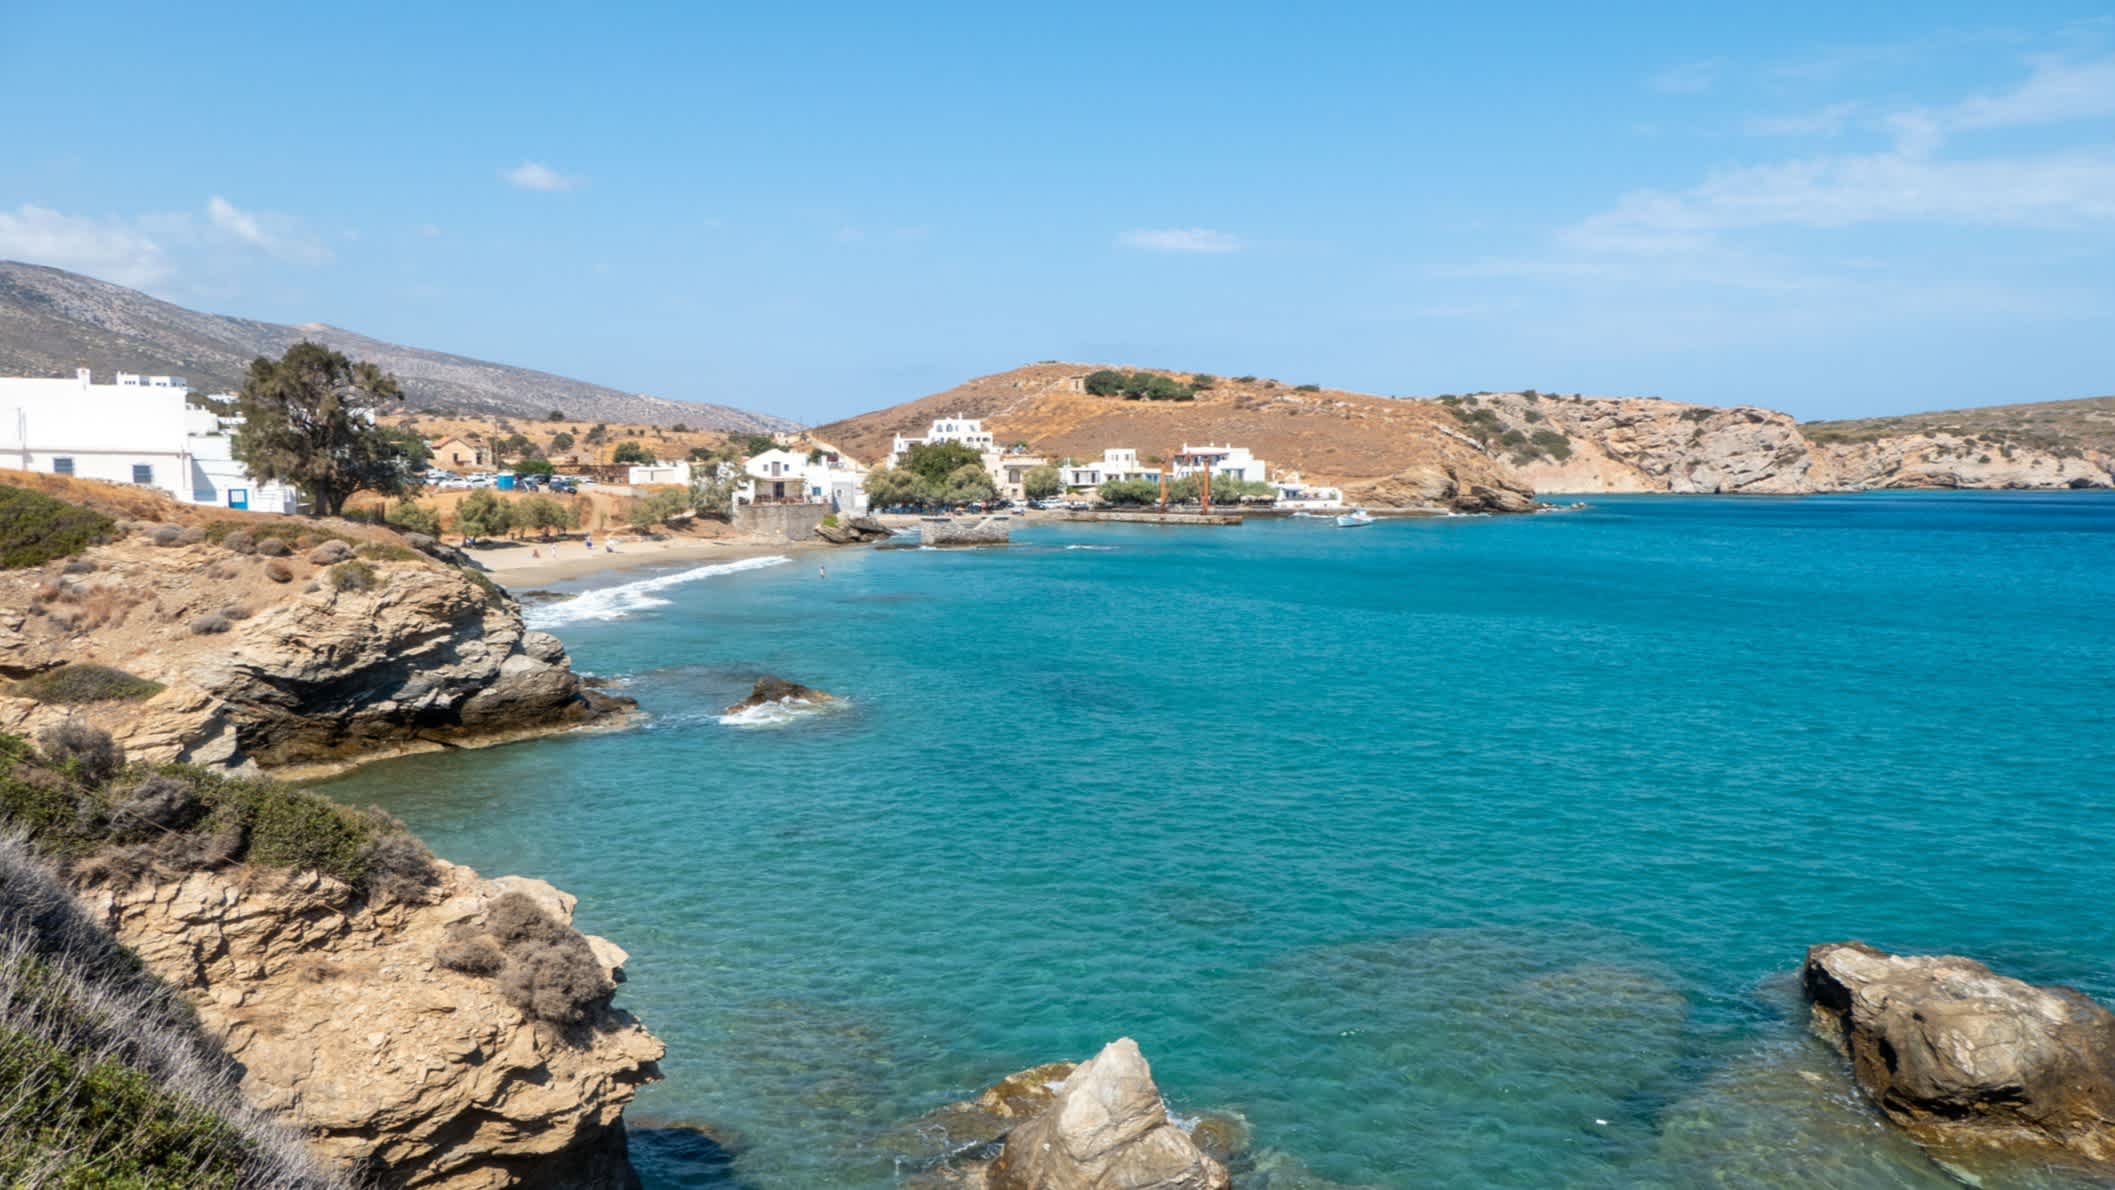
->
[76,588,140,630]
[301,580,320,594]
[219,529,255,554]
[177,526,205,545]
[10,664,161,705]
[436,931,506,976]
[220,604,252,621]
[37,722,125,786]
[253,537,291,557]
[461,892,613,1025]
[33,579,65,603]
[108,774,202,840]
[356,827,437,903]
[60,557,95,574]
[263,560,293,583]
[188,613,232,635]
[326,560,375,592]
[307,539,352,565]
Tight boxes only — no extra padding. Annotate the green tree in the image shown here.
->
[625,489,689,531]
[1022,464,1064,500]
[379,424,432,471]
[549,430,575,453]
[902,441,984,483]
[612,441,656,464]
[688,462,741,517]
[863,466,931,508]
[942,463,999,505]
[384,498,442,537]
[514,494,574,537]
[230,341,409,516]
[1097,478,1160,506]
[584,423,609,445]
[1083,369,1128,396]
[547,409,566,421]
[513,458,556,477]
[1191,373,1217,390]
[454,489,511,542]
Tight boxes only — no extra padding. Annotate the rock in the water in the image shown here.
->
[1804,941,2115,1168]
[724,676,835,714]
[986,1038,1229,1190]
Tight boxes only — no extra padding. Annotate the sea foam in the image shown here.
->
[526,555,789,628]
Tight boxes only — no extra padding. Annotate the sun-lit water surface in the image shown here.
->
[322,493,2115,1188]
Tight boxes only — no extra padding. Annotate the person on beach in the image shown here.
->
[819,565,827,579]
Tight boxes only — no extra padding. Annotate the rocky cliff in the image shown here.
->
[1461,392,2115,494]
[81,861,664,1188]
[0,473,624,776]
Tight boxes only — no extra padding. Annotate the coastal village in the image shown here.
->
[0,367,1352,559]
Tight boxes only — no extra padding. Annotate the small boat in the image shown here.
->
[1335,508,1375,527]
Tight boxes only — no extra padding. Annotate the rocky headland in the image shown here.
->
[1,473,627,777]
[1804,941,2115,1174]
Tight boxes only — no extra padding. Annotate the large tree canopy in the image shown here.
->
[231,342,410,516]
[902,441,984,483]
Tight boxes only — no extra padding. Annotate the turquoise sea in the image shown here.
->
[322,493,2115,1188]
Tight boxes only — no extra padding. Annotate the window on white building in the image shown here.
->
[132,464,154,485]
[52,457,74,475]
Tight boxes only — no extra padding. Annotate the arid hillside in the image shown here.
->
[818,365,2115,496]
[813,363,1538,509]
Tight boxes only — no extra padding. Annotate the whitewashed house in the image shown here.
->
[1060,447,1160,492]
[1170,443,1269,484]
[626,461,692,486]
[1271,473,1345,509]
[886,414,995,469]
[737,443,869,514]
[1,368,300,511]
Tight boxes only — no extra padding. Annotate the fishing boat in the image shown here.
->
[1335,508,1375,527]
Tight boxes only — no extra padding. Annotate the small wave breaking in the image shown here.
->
[526,555,790,628]
[717,697,845,730]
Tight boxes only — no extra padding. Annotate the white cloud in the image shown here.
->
[1648,58,1723,94]
[205,195,332,265]
[1746,102,1863,137]
[502,161,583,192]
[1117,227,1241,254]
[0,204,170,287]
[1943,55,2115,129]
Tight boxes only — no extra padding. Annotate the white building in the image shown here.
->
[738,442,869,514]
[1060,447,1160,491]
[1271,473,1345,509]
[886,414,996,469]
[627,461,692,486]
[1,368,299,511]
[986,452,1051,502]
[1170,443,1269,485]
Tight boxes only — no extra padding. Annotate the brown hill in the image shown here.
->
[818,365,2115,497]
[812,364,1538,510]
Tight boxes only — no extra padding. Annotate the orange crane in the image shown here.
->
[1157,447,1210,514]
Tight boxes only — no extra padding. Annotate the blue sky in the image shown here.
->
[3,2,2110,422]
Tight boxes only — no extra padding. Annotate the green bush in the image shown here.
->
[12,665,163,705]
[384,498,443,538]
[356,541,418,563]
[1097,478,1161,506]
[0,487,114,570]
[1294,383,1322,392]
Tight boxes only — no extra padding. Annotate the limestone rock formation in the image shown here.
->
[79,861,666,1189]
[983,1039,1230,1190]
[724,676,835,714]
[815,516,893,544]
[1803,941,2115,1168]
[0,513,627,775]
[1343,463,1540,514]
[921,516,1014,546]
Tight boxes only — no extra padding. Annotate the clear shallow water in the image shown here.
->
[322,493,2115,1188]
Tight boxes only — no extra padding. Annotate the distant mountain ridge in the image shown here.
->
[0,261,791,432]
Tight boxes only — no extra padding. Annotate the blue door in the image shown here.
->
[228,489,250,510]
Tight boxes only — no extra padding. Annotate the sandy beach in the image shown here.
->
[465,533,826,588]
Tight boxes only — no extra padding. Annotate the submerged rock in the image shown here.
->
[985,1038,1229,1190]
[724,676,835,714]
[1803,941,2115,1169]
